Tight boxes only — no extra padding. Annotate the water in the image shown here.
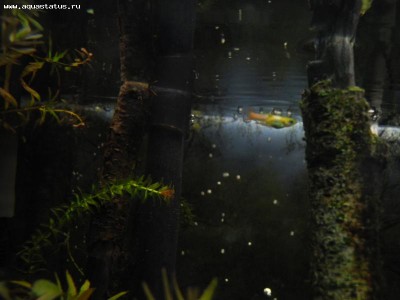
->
[176,4,313,297]
[177,2,400,299]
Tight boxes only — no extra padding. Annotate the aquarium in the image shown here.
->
[1,1,400,300]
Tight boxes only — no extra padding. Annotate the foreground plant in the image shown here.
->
[1,2,91,132]
[0,270,127,300]
[142,269,217,300]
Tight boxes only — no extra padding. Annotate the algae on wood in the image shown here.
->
[301,81,382,299]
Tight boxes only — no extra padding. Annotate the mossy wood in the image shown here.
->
[301,81,379,299]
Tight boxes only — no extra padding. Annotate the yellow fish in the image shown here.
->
[247,110,297,129]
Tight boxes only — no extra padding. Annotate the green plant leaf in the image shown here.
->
[198,279,217,300]
[66,270,77,296]
[26,14,44,30]
[172,276,185,300]
[161,269,173,300]
[32,279,62,300]
[76,288,95,300]
[25,33,43,40]
[14,26,31,40]
[10,280,32,289]
[142,283,156,300]
[78,280,91,294]
[12,47,36,56]
[0,282,11,300]
[20,80,41,102]
[21,61,44,78]
[0,87,18,107]
[107,291,128,300]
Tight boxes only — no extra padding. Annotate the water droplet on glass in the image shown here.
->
[194,222,198,226]
[221,218,225,223]
[207,189,212,194]
[212,144,217,149]
[209,153,213,158]
[93,152,97,156]
[237,106,243,114]
[246,57,251,61]
[221,248,225,254]
[221,37,226,44]
[233,47,240,51]
[181,250,185,256]
[290,231,295,236]
[217,181,221,185]
[228,51,232,58]
[225,278,229,282]
[236,175,241,180]
[264,287,272,296]
[215,26,220,30]
[248,241,252,246]
[222,172,230,178]
[273,199,278,205]
[201,191,205,196]
[267,137,272,142]
[221,212,225,217]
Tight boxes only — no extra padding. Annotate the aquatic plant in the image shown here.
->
[17,177,174,274]
[142,269,217,300]
[0,2,91,132]
[0,270,127,300]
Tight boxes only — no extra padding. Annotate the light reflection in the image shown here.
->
[263,287,272,296]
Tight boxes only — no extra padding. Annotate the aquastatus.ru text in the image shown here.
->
[3,4,81,10]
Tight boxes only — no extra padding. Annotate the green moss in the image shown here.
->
[301,81,376,299]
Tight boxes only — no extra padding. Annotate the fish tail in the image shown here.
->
[247,109,265,122]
